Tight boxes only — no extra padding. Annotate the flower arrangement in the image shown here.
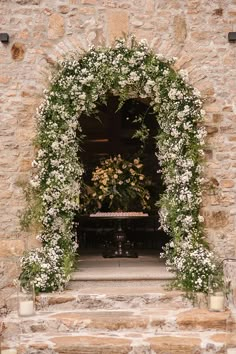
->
[89,155,150,212]
[161,236,222,295]
[19,36,219,295]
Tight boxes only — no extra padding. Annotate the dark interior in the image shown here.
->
[76,96,169,253]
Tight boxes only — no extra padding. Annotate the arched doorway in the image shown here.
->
[20,38,213,295]
[77,96,169,255]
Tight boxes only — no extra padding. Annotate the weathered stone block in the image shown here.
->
[213,114,223,123]
[173,15,187,43]
[149,336,201,354]
[19,159,32,172]
[204,211,229,229]
[220,180,235,188]
[48,13,65,39]
[205,125,218,135]
[11,43,25,61]
[58,5,70,14]
[177,308,229,331]
[0,240,25,257]
[107,9,129,44]
[51,335,131,353]
[145,0,155,13]
[0,76,11,84]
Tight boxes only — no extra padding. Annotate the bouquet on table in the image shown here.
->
[81,155,150,213]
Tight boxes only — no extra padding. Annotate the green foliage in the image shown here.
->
[17,181,43,232]
[19,36,211,295]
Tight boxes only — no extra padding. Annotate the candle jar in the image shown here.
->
[17,283,35,317]
[208,276,225,312]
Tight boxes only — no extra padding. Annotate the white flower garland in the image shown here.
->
[20,37,219,294]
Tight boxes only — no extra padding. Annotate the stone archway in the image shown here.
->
[20,37,218,295]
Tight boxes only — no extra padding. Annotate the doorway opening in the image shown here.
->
[76,96,169,257]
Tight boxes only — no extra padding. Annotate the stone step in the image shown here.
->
[70,265,175,281]
[35,287,192,311]
[3,308,232,340]
[68,278,171,290]
[2,331,236,354]
[7,286,190,314]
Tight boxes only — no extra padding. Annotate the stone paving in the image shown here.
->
[1,255,236,353]
[70,252,175,283]
[2,285,236,353]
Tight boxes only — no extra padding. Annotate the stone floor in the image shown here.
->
[71,250,174,282]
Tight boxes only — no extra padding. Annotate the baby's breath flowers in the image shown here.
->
[161,237,222,294]
[20,36,218,294]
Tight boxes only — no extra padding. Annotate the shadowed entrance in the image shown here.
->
[77,96,169,257]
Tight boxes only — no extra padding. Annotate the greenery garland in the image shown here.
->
[20,37,221,294]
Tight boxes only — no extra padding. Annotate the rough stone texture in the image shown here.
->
[2,286,235,352]
[49,311,149,331]
[107,9,129,44]
[0,240,25,257]
[11,42,25,61]
[176,308,230,331]
[173,15,187,43]
[148,336,201,354]
[0,0,236,305]
[52,335,131,353]
[48,13,65,39]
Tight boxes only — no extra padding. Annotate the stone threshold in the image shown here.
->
[73,252,175,281]
[70,266,175,281]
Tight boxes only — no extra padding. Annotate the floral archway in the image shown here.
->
[20,37,220,295]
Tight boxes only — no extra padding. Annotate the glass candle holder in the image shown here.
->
[208,275,225,312]
[17,283,35,317]
[208,290,225,312]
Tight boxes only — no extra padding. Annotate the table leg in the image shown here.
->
[103,219,138,258]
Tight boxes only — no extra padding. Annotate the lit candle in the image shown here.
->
[1,349,17,354]
[209,292,224,311]
[19,300,34,316]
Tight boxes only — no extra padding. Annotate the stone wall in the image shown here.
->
[0,0,236,305]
